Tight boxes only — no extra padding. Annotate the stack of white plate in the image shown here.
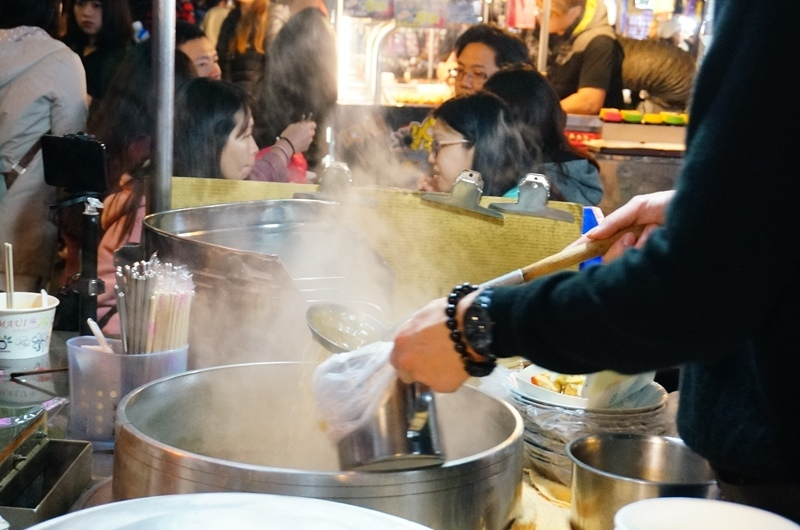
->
[504,365,670,486]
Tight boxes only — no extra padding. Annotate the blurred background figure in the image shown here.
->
[531,0,624,115]
[1,0,88,292]
[173,77,315,182]
[176,20,222,79]
[62,0,134,105]
[418,92,531,197]
[256,0,336,171]
[216,0,270,99]
[81,41,197,333]
[200,0,234,48]
[483,66,602,206]
[452,24,531,96]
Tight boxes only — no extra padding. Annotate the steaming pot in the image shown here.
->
[142,200,394,369]
[113,362,524,530]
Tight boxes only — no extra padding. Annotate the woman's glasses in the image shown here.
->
[431,139,472,157]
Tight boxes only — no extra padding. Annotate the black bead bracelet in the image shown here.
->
[446,283,496,377]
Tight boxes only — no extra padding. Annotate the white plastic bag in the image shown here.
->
[582,370,657,409]
[312,341,397,443]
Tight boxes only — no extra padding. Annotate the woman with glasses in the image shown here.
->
[417,92,531,197]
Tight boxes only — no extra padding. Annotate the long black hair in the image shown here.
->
[87,41,196,241]
[432,92,532,197]
[62,0,134,52]
[483,65,600,199]
[484,66,598,166]
[173,78,253,180]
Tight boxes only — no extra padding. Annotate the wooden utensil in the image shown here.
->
[308,225,646,353]
[483,225,645,288]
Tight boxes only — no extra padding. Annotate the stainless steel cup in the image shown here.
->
[567,433,717,530]
[337,379,444,471]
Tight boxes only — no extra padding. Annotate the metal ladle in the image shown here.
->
[306,226,644,352]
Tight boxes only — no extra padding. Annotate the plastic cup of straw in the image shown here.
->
[0,292,60,359]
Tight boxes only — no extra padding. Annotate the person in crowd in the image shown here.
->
[62,0,134,104]
[483,66,603,206]
[417,92,531,197]
[216,0,270,98]
[452,24,532,96]
[77,41,198,333]
[95,72,315,333]
[531,0,623,114]
[172,77,315,182]
[256,0,336,171]
[86,43,195,195]
[390,0,800,523]
[0,0,88,293]
[200,0,233,48]
[385,23,530,181]
[176,20,221,79]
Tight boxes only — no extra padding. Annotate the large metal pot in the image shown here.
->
[142,200,394,369]
[113,362,524,530]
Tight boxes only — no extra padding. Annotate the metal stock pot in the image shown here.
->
[112,362,524,530]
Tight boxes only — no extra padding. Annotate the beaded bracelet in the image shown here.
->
[445,283,496,377]
[276,136,296,155]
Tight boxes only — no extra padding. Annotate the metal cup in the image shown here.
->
[337,379,444,471]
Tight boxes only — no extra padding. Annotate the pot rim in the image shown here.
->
[565,432,717,487]
[115,361,525,489]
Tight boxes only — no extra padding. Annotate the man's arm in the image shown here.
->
[560,86,606,115]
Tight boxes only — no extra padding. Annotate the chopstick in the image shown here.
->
[7,367,69,379]
[115,257,194,354]
[4,242,13,308]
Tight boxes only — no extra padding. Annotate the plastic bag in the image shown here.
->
[582,370,657,409]
[312,341,397,443]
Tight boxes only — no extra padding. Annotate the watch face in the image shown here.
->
[464,304,493,354]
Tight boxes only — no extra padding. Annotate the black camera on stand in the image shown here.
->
[42,133,108,336]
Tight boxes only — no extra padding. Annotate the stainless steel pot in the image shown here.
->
[113,362,524,530]
[142,200,394,369]
[567,433,717,530]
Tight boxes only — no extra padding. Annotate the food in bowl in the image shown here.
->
[530,371,586,397]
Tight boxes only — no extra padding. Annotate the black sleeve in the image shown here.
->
[576,35,621,92]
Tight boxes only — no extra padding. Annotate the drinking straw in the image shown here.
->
[4,242,13,309]
[40,288,48,308]
[87,317,114,353]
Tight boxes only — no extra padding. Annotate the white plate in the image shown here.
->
[508,366,667,412]
[614,497,799,530]
[28,492,433,530]
[510,365,588,408]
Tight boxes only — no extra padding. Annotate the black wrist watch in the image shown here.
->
[463,288,495,360]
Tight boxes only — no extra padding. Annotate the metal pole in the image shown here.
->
[537,0,551,75]
[149,0,176,215]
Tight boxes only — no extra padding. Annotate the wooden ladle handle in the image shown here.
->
[482,225,646,288]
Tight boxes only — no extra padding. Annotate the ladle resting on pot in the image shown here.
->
[309,227,643,472]
[307,225,644,352]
